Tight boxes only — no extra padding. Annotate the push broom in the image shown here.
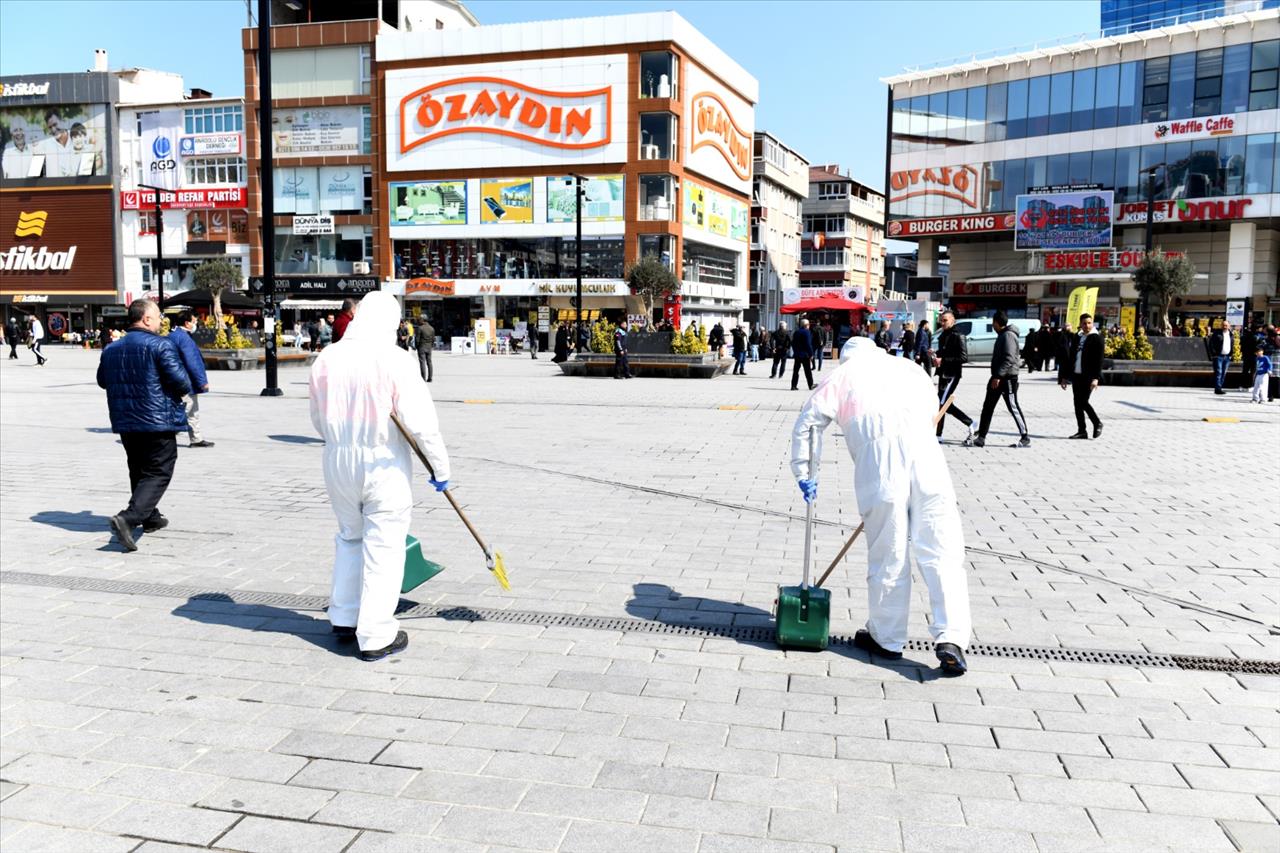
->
[815,392,956,588]
[391,412,511,590]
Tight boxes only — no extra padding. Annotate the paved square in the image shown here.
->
[2,347,1278,852]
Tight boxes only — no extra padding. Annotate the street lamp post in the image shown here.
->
[257,0,281,396]
[571,174,584,354]
[1139,164,1163,334]
[137,184,168,309]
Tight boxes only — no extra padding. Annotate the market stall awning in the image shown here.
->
[160,289,262,309]
[780,295,871,314]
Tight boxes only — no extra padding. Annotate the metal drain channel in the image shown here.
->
[3,571,1277,676]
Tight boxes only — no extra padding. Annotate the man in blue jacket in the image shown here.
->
[791,317,815,390]
[169,311,214,447]
[97,299,192,551]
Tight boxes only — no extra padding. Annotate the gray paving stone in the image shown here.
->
[836,735,949,766]
[96,800,240,846]
[836,785,964,824]
[1087,807,1237,851]
[288,758,417,796]
[1135,784,1275,821]
[449,723,562,755]
[902,822,1036,852]
[309,790,449,834]
[945,745,1066,776]
[961,796,1095,834]
[893,765,1019,799]
[401,768,530,808]
[697,836,835,853]
[768,807,901,852]
[0,823,138,853]
[270,730,390,763]
[373,741,495,772]
[1012,774,1145,810]
[552,732,669,765]
[516,781,646,822]
[558,819,699,853]
[481,751,601,786]
[213,815,358,853]
[642,792,769,835]
[198,778,335,819]
[184,746,309,783]
[344,832,485,853]
[595,760,715,798]
[1,753,123,790]
[93,766,224,805]
[889,719,996,748]
[1177,763,1280,794]
[1102,734,1226,766]
[992,727,1108,756]
[431,805,569,850]
[1221,820,1280,853]
[1060,755,1189,787]
[0,785,129,830]
[1215,744,1280,771]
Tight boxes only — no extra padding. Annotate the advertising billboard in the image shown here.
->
[140,109,182,191]
[479,178,533,224]
[683,61,754,194]
[547,175,623,223]
[683,179,749,242]
[1,103,107,179]
[271,106,363,157]
[0,188,115,293]
[1014,190,1113,251]
[389,180,466,225]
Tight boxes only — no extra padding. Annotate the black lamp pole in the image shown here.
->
[1139,164,1162,334]
[572,174,584,353]
[138,183,167,309]
[258,0,281,396]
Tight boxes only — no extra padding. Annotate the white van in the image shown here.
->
[953,316,1041,360]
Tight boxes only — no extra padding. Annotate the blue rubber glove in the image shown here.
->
[429,478,449,492]
[798,479,817,503]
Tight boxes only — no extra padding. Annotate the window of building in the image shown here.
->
[1249,40,1279,111]
[271,46,363,99]
[1114,146,1140,204]
[1071,67,1095,132]
[1090,148,1116,192]
[359,44,372,95]
[392,237,623,280]
[639,52,679,99]
[1025,155,1048,192]
[363,167,373,215]
[1002,158,1025,210]
[184,156,246,185]
[1118,59,1143,126]
[1244,133,1275,194]
[816,182,848,200]
[1068,151,1092,186]
[638,174,675,221]
[909,94,928,146]
[1143,56,1170,122]
[275,231,367,275]
[985,81,1007,143]
[1222,43,1252,114]
[183,105,243,134]
[639,113,676,160]
[1046,153,1069,188]
[361,106,372,155]
[1006,77,1029,139]
[640,234,674,269]
[966,85,986,144]
[1168,51,1196,120]
[946,88,967,141]
[803,214,847,234]
[928,91,946,141]
[1048,71,1073,135]
[1094,63,1120,129]
[1193,48,1223,117]
[1163,141,1193,198]
[1140,142,1167,199]
[1027,75,1051,136]
[683,239,738,287]
[800,248,847,267]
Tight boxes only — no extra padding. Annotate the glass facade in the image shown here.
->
[391,237,624,280]
[1102,0,1278,36]
[891,41,1277,153]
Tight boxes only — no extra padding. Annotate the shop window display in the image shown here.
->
[393,237,623,280]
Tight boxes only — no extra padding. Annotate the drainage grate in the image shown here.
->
[3,571,1278,676]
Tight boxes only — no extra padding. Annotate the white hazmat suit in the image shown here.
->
[309,291,451,652]
[790,337,971,652]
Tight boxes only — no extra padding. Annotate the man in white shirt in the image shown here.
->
[1207,321,1235,395]
[2,119,35,179]
[35,110,73,177]
[29,315,47,365]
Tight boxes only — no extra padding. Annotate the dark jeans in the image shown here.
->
[418,348,433,382]
[120,432,177,526]
[919,356,933,377]
[614,352,632,378]
[31,340,45,364]
[1213,354,1230,391]
[815,346,825,371]
[936,375,973,436]
[7,339,17,358]
[1072,377,1101,433]
[733,351,747,374]
[978,376,1028,439]
[771,354,788,378]
[791,356,813,390]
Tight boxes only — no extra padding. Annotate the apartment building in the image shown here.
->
[799,165,886,304]
[750,131,808,329]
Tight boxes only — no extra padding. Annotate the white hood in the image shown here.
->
[340,291,398,346]
[840,336,879,364]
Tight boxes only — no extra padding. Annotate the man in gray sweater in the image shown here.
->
[973,311,1030,448]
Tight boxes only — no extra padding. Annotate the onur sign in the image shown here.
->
[689,91,750,180]
[1114,197,1253,224]
[399,77,611,153]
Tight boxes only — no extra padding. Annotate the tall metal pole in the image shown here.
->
[574,174,583,354]
[258,0,281,396]
[155,196,165,309]
[1140,166,1156,335]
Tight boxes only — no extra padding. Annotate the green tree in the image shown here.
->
[192,257,243,330]
[1132,250,1195,337]
[625,254,679,328]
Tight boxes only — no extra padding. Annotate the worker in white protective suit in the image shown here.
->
[309,291,451,661]
[790,336,972,676]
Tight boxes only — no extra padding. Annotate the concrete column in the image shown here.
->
[916,239,938,277]
[483,295,498,322]
[1226,221,1255,302]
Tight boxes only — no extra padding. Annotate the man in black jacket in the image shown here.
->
[97,299,192,552]
[416,318,435,381]
[770,322,791,379]
[1059,312,1104,439]
[932,310,976,444]
[1205,321,1235,395]
[791,318,815,390]
[973,312,1030,447]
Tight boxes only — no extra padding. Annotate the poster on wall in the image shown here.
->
[319,167,360,212]
[1,103,108,179]
[684,181,707,229]
[187,210,209,240]
[683,179,748,241]
[270,107,363,157]
[389,180,466,225]
[1014,190,1113,251]
[207,210,229,239]
[708,193,728,237]
[229,209,248,243]
[547,175,624,223]
[140,109,181,191]
[730,203,749,241]
[480,178,533,224]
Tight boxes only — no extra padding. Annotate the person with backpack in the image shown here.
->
[613,323,632,379]
[932,309,976,445]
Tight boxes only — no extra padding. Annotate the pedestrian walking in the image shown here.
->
[915,320,933,376]
[748,326,761,362]
[396,319,412,350]
[791,318,815,390]
[771,322,791,379]
[1038,325,1057,371]
[973,311,1030,447]
[759,328,772,363]
[528,324,538,360]
[1250,345,1271,403]
[552,324,570,363]
[1239,324,1258,391]
[318,316,333,350]
[873,323,890,351]
[5,315,19,359]
[309,291,452,661]
[791,337,972,676]
[1060,312,1104,439]
[731,325,748,375]
[169,312,215,448]
[333,299,356,343]
[28,315,46,365]
[97,299,192,552]
[709,322,726,358]
[899,322,916,361]
[932,310,976,445]
[1206,321,1235,395]
[813,322,828,371]
[1022,326,1039,372]
[415,318,435,382]
[613,323,633,379]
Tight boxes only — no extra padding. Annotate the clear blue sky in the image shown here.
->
[1,0,1098,190]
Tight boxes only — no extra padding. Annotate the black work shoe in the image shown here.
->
[936,643,968,677]
[110,514,138,552]
[1068,432,1089,439]
[359,630,408,662]
[142,514,169,533]
[332,625,356,643]
[1092,423,1103,439]
[854,628,903,661]
[189,440,216,448]
[971,435,985,448]
[1018,436,1032,447]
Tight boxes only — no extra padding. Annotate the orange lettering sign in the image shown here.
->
[405,277,455,296]
[399,77,612,153]
[689,91,751,181]
[889,166,980,210]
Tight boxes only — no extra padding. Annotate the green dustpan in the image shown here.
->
[402,534,445,594]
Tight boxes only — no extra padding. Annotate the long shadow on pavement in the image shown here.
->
[31,510,112,531]
[624,582,942,681]
[171,594,352,657]
[267,434,324,445]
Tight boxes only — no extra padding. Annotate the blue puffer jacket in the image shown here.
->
[97,329,191,433]
[168,326,209,393]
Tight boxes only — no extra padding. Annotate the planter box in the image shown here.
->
[201,348,316,370]
[1148,337,1214,361]
[625,332,675,354]
[1104,359,1247,388]
[559,352,729,378]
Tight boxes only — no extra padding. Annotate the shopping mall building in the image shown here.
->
[884,7,1280,329]
[244,5,756,334]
